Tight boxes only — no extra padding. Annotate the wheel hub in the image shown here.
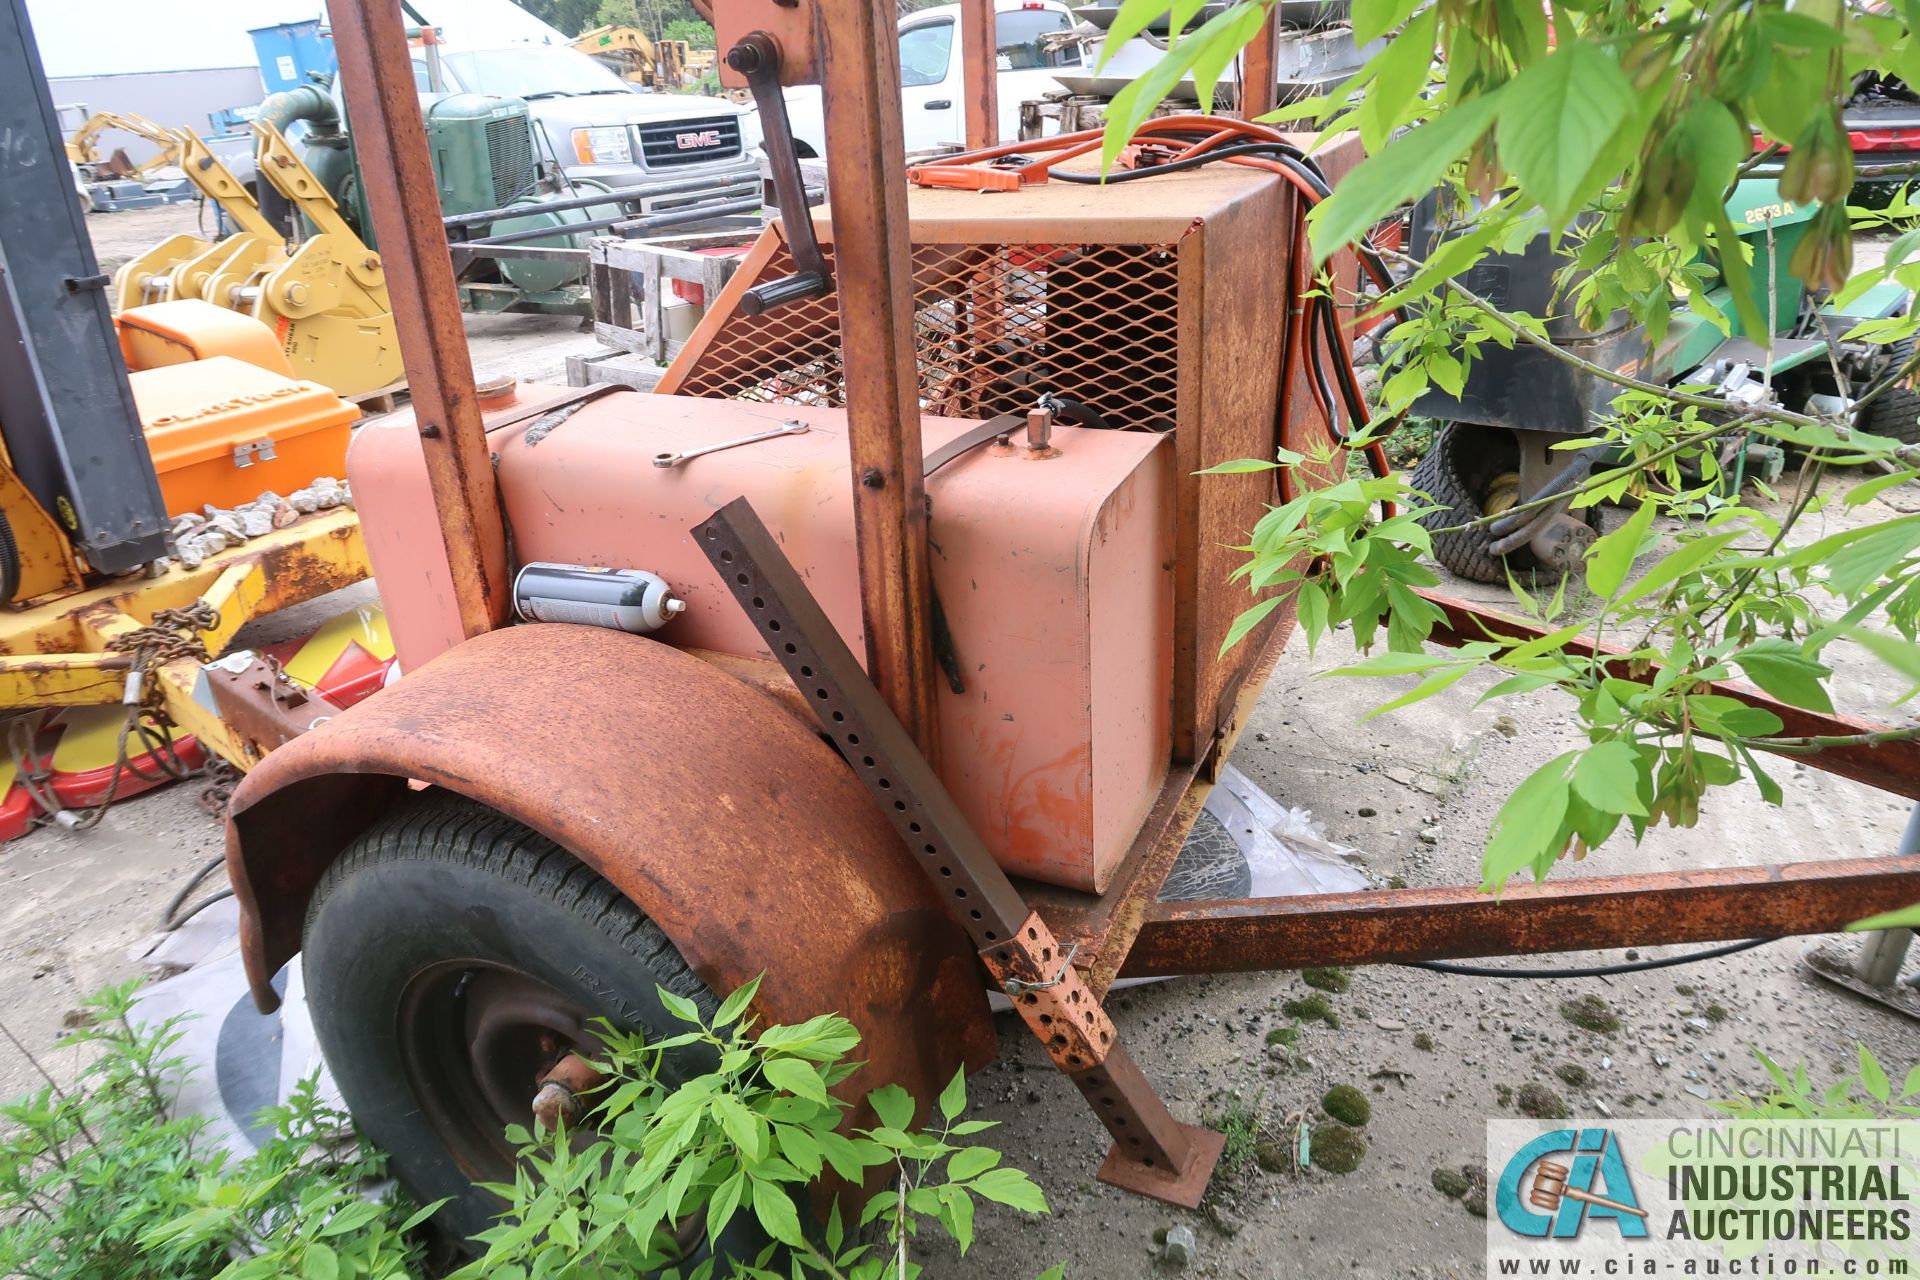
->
[396,961,594,1178]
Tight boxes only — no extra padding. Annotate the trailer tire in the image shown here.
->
[303,792,748,1256]
[1860,338,1920,445]
[1408,423,1516,584]
[1410,423,1598,585]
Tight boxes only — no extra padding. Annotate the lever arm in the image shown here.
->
[725,33,833,316]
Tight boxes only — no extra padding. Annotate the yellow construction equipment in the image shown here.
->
[164,130,289,308]
[247,121,401,397]
[64,109,181,180]
[572,25,691,89]
[110,128,273,311]
[111,123,400,398]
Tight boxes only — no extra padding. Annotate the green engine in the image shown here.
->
[425,93,539,215]
[304,88,612,311]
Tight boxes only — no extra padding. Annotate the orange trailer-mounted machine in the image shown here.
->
[215,0,1920,1242]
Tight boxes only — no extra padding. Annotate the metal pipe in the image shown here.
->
[1857,801,1920,985]
[611,187,821,238]
[440,176,759,229]
[326,0,509,639]
[255,83,341,135]
[1240,12,1278,120]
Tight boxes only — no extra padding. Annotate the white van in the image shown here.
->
[782,0,1087,157]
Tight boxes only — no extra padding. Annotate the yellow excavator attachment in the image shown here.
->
[112,233,210,311]
[247,121,400,398]
[164,130,292,307]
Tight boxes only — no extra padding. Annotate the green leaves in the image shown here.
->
[447,977,1052,1280]
[945,1146,1002,1182]
[1354,7,1437,151]
[938,1066,968,1122]
[713,972,763,1028]
[763,1056,830,1106]
[1217,595,1288,656]
[965,1166,1050,1214]
[750,1176,804,1247]
[1308,88,1506,263]
[1584,498,1655,598]
[1098,2,1269,172]
[658,985,704,1024]
[1572,742,1648,819]
[1734,638,1834,713]
[1481,752,1577,889]
[1494,44,1636,227]
[868,1082,915,1131]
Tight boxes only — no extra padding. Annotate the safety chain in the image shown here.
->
[104,601,221,683]
[16,600,226,832]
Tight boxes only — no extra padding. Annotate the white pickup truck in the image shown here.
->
[781,0,1087,157]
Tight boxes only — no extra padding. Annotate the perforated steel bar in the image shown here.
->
[694,497,1222,1204]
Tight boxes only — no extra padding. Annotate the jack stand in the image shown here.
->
[695,497,1224,1207]
[1803,802,1920,1021]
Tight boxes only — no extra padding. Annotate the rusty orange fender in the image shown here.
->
[226,622,996,1107]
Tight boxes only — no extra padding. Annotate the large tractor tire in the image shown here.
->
[1409,423,1599,585]
[303,792,745,1254]
[1860,337,1920,445]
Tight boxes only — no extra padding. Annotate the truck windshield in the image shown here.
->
[998,6,1078,70]
[442,47,634,99]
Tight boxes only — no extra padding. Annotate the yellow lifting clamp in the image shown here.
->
[112,233,208,312]
[247,121,402,397]
[164,129,290,309]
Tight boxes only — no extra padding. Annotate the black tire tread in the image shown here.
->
[1408,424,1507,584]
[306,791,714,1013]
[1862,338,1920,445]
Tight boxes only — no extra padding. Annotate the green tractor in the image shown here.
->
[1406,179,1917,584]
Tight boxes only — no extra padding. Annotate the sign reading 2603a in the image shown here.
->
[1744,201,1797,224]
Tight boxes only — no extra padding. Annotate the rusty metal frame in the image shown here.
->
[960,0,998,149]
[326,0,508,640]
[313,0,1920,1218]
[1239,12,1279,120]
[1122,859,1920,977]
[699,482,1920,1207]
[814,0,947,757]
[696,497,1225,1204]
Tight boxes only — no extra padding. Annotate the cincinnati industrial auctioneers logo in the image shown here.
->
[1497,1128,1651,1239]
[1487,1119,1917,1276]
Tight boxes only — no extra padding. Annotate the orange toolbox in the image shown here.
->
[128,355,357,516]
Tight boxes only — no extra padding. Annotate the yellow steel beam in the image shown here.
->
[0,508,369,771]
[0,508,364,657]
[198,562,269,656]
[0,654,130,707]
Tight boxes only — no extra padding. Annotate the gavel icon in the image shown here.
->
[1529,1160,1650,1219]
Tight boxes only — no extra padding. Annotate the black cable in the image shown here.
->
[161,853,230,932]
[1398,937,1771,979]
[1040,394,1117,431]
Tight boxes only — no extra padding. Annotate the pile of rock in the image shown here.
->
[166,479,354,568]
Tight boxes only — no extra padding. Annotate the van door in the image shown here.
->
[898,15,962,151]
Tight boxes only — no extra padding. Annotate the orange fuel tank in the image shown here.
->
[350,390,1174,893]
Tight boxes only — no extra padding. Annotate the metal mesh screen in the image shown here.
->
[674,240,1183,430]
